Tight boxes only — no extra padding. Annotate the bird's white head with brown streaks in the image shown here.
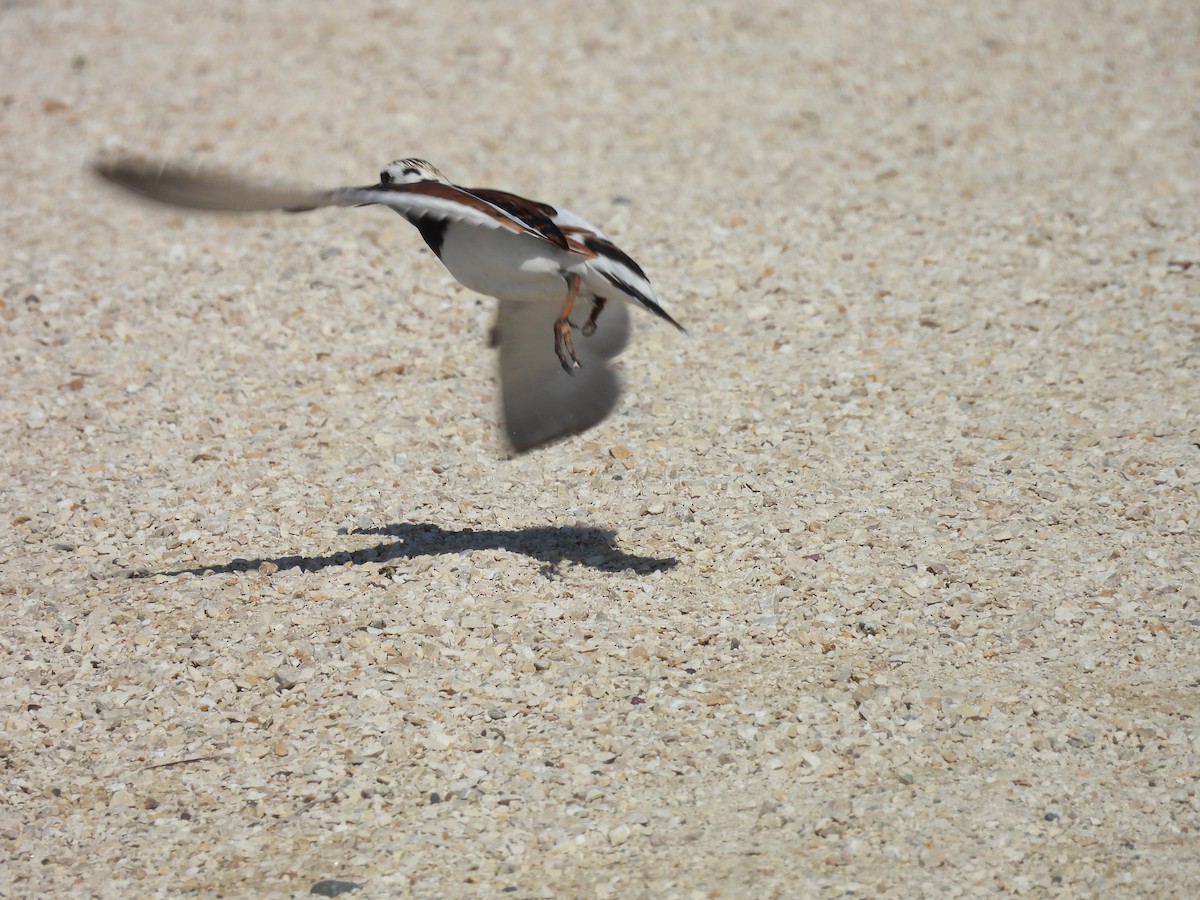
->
[379,158,450,185]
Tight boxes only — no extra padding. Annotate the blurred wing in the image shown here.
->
[92,159,331,212]
[495,298,631,454]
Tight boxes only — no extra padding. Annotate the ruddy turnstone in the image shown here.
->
[92,157,684,453]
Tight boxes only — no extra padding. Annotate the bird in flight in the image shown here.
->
[93,156,684,453]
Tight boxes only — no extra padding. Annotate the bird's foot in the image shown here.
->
[581,297,608,337]
[554,318,579,373]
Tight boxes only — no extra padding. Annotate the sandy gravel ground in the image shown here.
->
[3,1,1198,897]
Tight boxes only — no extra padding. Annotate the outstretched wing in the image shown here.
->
[92,159,571,249]
[494,297,631,454]
[92,160,331,212]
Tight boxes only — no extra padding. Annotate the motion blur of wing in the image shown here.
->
[495,298,631,453]
[92,159,330,212]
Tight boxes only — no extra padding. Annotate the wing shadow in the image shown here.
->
[149,522,678,579]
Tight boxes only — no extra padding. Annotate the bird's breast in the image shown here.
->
[437,225,568,301]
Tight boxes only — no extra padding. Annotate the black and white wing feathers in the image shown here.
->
[92,159,571,249]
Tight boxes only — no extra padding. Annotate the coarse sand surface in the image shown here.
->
[2,2,1198,897]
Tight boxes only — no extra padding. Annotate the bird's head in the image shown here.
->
[379,158,449,185]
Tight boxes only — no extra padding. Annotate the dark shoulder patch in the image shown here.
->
[412,217,448,256]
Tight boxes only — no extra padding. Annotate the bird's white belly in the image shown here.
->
[438,226,568,302]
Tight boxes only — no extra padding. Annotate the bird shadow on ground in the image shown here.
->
[145,522,678,580]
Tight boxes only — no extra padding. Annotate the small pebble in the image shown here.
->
[608,824,632,846]
[919,847,946,868]
[310,880,361,897]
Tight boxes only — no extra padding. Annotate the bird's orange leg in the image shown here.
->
[582,297,607,337]
[554,273,582,372]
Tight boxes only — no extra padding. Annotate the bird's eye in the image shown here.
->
[404,167,419,177]
[380,171,392,183]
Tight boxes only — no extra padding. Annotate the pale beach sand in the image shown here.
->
[2,2,1197,896]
